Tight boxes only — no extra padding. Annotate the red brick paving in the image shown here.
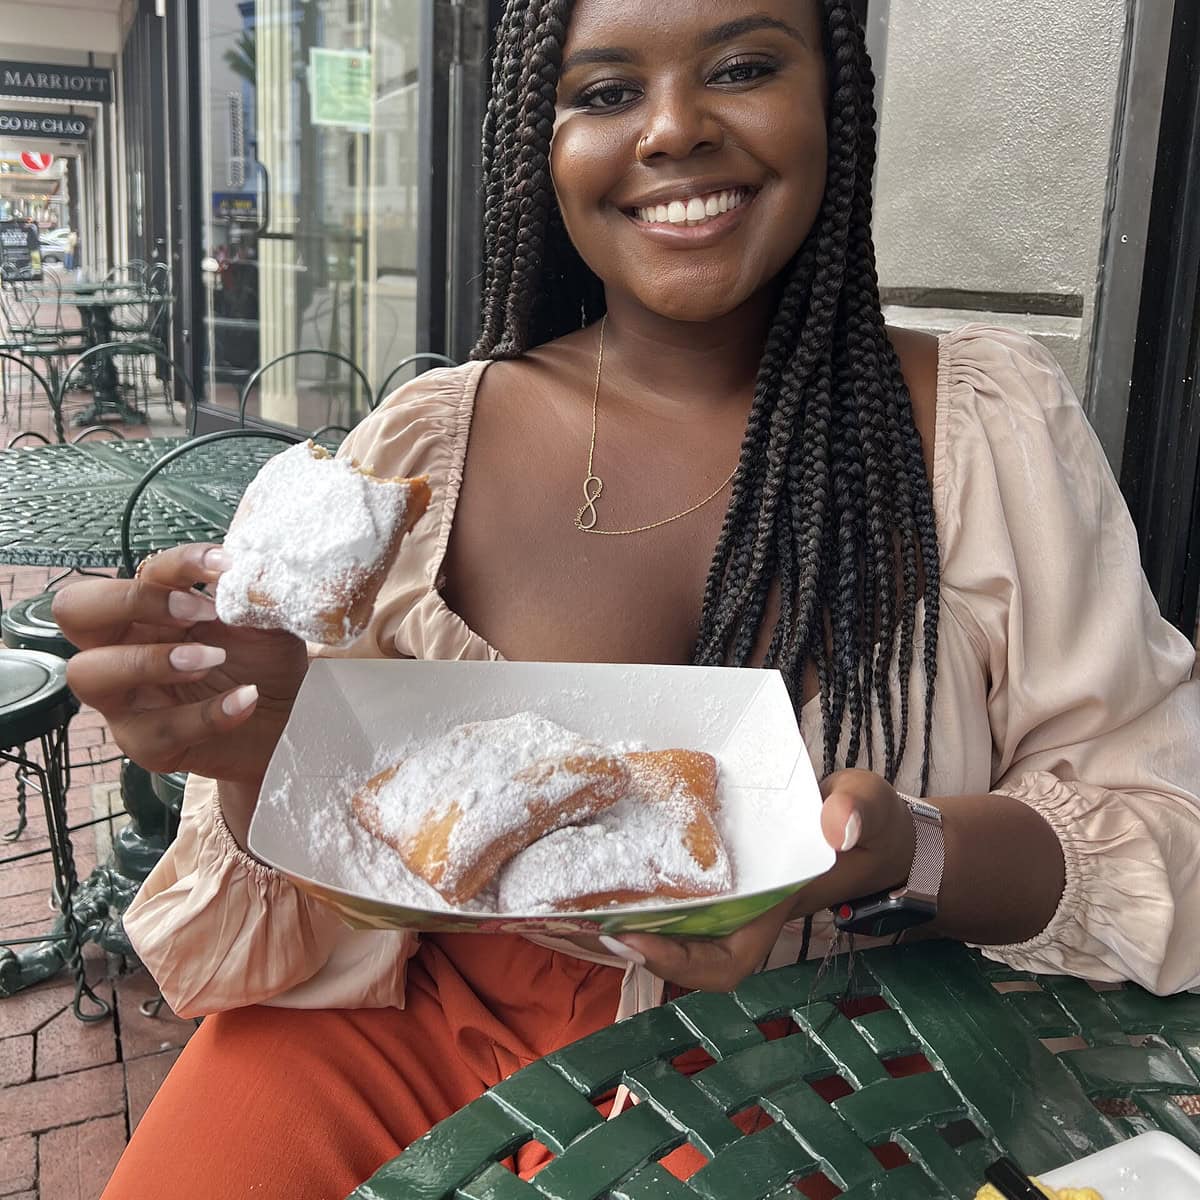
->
[34,1118,126,1200]
[1,564,199,1198]
[0,1134,36,1195]
[0,1038,32,1087]
[122,1051,180,1134]
[0,1063,125,1139]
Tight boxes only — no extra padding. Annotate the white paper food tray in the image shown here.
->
[248,659,834,936]
[1041,1131,1200,1198]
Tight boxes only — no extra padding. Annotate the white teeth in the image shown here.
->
[635,188,750,225]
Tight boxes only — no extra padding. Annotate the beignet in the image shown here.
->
[497,749,732,911]
[216,440,430,646]
[351,713,629,905]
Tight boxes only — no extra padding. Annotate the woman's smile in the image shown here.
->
[629,182,754,225]
[624,184,759,246]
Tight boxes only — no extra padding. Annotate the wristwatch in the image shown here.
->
[832,797,945,937]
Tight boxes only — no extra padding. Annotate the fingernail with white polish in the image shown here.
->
[221,684,258,718]
[841,811,862,853]
[169,644,226,672]
[599,935,647,966]
[168,589,216,621]
[203,547,233,572]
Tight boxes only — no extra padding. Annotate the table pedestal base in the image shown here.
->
[71,398,148,427]
[0,865,138,1014]
[0,759,172,1019]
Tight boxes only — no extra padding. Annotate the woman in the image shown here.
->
[56,1,1199,1195]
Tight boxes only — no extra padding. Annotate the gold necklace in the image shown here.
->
[574,317,739,536]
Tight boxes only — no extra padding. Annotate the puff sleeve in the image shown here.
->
[937,326,1200,994]
[121,366,483,1016]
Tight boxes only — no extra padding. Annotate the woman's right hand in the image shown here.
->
[54,543,309,787]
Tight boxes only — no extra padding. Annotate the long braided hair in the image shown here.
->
[474,0,940,791]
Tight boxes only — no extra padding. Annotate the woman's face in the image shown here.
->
[552,0,829,324]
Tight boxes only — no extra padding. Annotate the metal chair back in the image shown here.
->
[237,348,373,430]
[118,428,303,577]
[376,353,458,410]
[70,426,126,444]
[0,351,57,445]
[0,351,53,406]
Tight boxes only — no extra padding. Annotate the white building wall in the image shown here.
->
[0,0,124,54]
[0,0,127,270]
[872,0,1128,397]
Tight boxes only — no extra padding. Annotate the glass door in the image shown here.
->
[196,0,424,431]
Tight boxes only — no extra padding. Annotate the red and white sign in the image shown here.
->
[19,151,52,174]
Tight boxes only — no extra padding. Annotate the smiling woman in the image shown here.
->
[53,1,1200,1197]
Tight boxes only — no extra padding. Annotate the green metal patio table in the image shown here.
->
[352,939,1200,1200]
[61,290,152,427]
[0,434,280,568]
[17,281,152,431]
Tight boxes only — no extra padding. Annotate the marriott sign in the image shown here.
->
[0,61,113,104]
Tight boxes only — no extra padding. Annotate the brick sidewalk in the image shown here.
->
[1,564,198,1200]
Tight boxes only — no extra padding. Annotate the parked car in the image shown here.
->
[39,226,72,264]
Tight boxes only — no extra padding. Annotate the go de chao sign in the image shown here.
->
[0,110,92,140]
[0,61,112,104]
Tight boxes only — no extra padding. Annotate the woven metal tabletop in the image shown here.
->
[0,436,283,568]
[351,940,1200,1200]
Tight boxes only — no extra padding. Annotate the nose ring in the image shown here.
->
[636,134,651,162]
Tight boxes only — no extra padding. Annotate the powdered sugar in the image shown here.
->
[293,780,491,911]
[215,440,413,645]
[275,712,735,916]
[497,768,733,912]
[355,712,626,899]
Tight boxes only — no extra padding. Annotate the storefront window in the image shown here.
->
[199,0,423,430]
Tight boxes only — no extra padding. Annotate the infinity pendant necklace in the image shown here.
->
[573,316,739,536]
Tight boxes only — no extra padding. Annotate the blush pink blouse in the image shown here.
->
[122,326,1200,1018]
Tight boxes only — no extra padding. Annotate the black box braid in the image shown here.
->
[472,0,940,793]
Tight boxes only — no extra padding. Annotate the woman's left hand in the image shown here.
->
[600,770,917,992]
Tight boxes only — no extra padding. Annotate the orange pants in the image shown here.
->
[101,934,623,1200]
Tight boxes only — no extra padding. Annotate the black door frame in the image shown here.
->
[169,0,206,423]
[1121,0,1200,638]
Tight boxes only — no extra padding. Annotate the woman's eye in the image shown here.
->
[577,83,639,110]
[711,60,776,86]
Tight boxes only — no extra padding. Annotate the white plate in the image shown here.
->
[1041,1131,1200,1198]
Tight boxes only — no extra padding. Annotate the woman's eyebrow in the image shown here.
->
[559,12,808,75]
[560,46,637,74]
[698,14,810,49]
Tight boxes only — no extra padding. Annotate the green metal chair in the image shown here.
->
[350,940,1200,1200]
[0,276,85,423]
[0,351,57,443]
[376,353,458,411]
[237,348,374,433]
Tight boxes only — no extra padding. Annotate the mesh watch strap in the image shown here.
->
[890,796,944,908]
